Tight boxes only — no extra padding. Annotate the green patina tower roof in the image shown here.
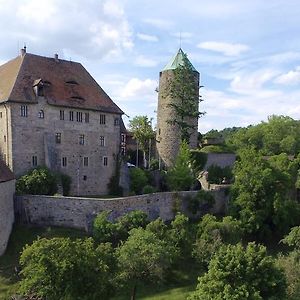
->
[162,48,197,72]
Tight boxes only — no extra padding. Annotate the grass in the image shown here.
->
[0,225,202,300]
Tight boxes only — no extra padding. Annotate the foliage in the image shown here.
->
[129,167,149,194]
[167,141,194,191]
[116,228,175,299]
[230,148,300,238]
[129,116,155,167]
[149,158,159,170]
[190,150,207,175]
[193,214,243,266]
[165,61,204,143]
[282,226,300,250]
[200,144,234,153]
[142,184,156,194]
[207,164,233,184]
[60,173,72,196]
[186,190,215,215]
[19,237,116,300]
[108,158,123,196]
[227,115,300,155]
[16,166,57,195]
[189,242,287,300]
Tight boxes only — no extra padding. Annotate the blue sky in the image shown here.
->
[1,0,300,132]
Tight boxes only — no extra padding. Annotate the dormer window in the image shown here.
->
[33,79,45,97]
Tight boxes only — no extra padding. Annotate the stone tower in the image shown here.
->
[156,48,200,168]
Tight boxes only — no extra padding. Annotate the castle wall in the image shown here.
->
[6,100,121,195]
[15,190,228,231]
[0,179,15,256]
[204,153,236,170]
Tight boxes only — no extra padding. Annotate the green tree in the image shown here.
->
[129,115,154,168]
[167,141,194,191]
[189,242,287,300]
[19,238,116,300]
[129,167,149,194]
[116,228,175,300]
[230,148,300,238]
[16,166,57,195]
[166,61,204,143]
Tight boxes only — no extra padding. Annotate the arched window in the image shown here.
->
[38,110,44,119]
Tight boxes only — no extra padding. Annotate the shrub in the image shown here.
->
[207,164,233,184]
[60,173,72,196]
[187,190,215,215]
[149,159,159,170]
[16,166,57,195]
[129,168,148,194]
[107,158,123,196]
[142,185,155,194]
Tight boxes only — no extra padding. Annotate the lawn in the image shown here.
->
[0,225,201,300]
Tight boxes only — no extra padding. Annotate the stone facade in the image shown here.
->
[156,49,199,168]
[0,50,124,196]
[0,179,15,256]
[15,190,228,231]
[204,153,236,170]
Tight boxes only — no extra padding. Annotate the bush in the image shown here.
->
[207,164,233,184]
[187,190,215,215]
[149,159,159,170]
[16,166,57,195]
[107,158,123,196]
[142,185,155,194]
[129,168,148,194]
[60,173,72,196]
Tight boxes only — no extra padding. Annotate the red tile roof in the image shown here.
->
[0,160,14,183]
[0,52,123,114]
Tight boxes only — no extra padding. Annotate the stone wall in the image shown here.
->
[204,153,236,170]
[0,179,15,256]
[15,190,228,231]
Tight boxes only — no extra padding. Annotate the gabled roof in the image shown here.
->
[0,52,123,114]
[162,48,197,72]
[0,160,14,183]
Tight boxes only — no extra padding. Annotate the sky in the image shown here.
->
[1,0,300,133]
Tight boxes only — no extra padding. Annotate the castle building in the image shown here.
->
[0,48,124,195]
[156,48,200,168]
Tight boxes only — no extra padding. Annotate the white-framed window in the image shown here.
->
[56,133,61,144]
[103,156,108,166]
[100,136,105,147]
[20,105,28,117]
[38,110,44,119]
[79,134,85,145]
[100,114,106,124]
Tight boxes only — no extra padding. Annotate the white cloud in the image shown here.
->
[198,41,249,57]
[137,33,158,42]
[134,55,158,67]
[121,78,157,98]
[274,66,300,85]
[0,0,133,60]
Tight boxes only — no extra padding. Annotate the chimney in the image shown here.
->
[54,53,59,62]
[20,47,26,57]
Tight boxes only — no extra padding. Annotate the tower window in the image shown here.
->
[100,114,106,125]
[20,105,28,117]
[56,133,61,144]
[38,110,44,119]
[100,136,105,147]
[79,134,85,145]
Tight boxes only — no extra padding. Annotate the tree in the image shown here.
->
[129,167,149,194]
[167,141,195,191]
[116,228,175,300]
[189,242,287,300]
[129,116,154,168]
[230,148,300,238]
[19,238,116,300]
[16,166,57,195]
[166,61,204,143]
